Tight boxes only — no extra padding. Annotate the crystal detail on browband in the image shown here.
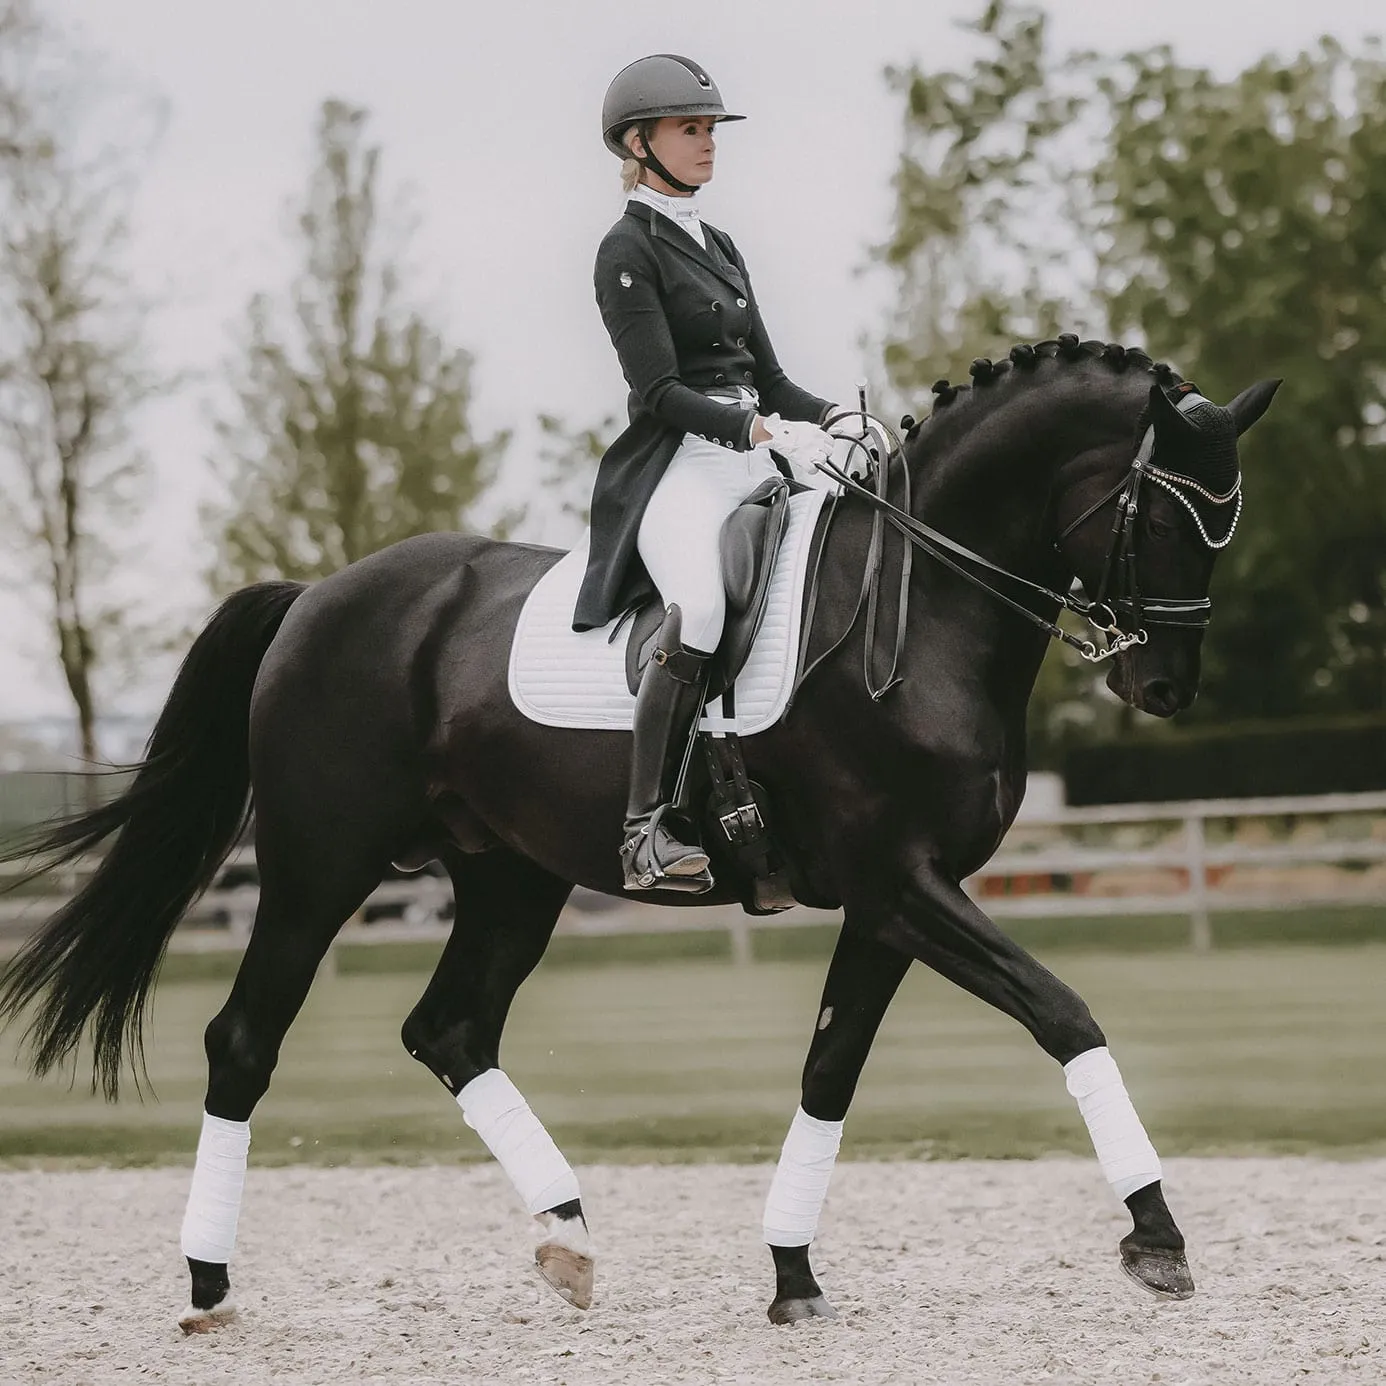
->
[1146,472,1244,550]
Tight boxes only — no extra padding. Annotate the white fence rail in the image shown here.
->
[2,791,1384,962]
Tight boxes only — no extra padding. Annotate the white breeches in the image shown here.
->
[637,431,783,654]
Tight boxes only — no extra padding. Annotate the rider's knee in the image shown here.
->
[678,593,725,653]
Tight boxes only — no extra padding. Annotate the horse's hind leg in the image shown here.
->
[399,847,588,1307]
[178,833,388,1333]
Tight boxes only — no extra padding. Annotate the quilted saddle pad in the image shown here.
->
[508,486,829,736]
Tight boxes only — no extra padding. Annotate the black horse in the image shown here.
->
[0,337,1278,1329]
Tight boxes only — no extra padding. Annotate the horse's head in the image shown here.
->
[1055,376,1280,717]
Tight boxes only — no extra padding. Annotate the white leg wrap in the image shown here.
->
[180,1113,251,1263]
[458,1069,580,1215]
[1064,1046,1162,1200]
[762,1107,843,1247]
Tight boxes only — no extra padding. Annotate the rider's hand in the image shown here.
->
[759,413,833,473]
[750,415,773,446]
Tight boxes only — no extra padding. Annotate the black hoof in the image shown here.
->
[1119,1244,1195,1301]
[768,1294,839,1325]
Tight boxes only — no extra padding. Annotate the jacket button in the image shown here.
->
[714,372,726,384]
[711,301,722,312]
[736,297,747,308]
[734,336,746,348]
[743,370,754,381]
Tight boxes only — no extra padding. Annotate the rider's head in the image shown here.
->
[602,54,744,197]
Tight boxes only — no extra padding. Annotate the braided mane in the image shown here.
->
[897,334,1183,440]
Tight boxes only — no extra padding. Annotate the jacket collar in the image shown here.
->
[623,200,746,296]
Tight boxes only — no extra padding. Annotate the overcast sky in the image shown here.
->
[1,0,1380,724]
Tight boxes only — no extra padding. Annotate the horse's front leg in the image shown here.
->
[763,927,911,1323]
[881,859,1193,1301]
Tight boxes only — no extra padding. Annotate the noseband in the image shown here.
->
[797,397,1240,701]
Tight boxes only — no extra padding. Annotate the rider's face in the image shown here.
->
[632,115,718,193]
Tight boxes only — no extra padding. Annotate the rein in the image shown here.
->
[791,401,1235,704]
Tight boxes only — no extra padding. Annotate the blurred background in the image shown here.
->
[1,0,1383,1165]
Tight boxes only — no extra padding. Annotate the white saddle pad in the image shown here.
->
[508,487,829,736]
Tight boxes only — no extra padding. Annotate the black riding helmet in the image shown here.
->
[602,54,744,193]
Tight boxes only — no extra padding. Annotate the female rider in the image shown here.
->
[576,54,841,894]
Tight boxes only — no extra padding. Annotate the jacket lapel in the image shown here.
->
[624,201,746,296]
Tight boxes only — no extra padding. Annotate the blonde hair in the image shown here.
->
[620,125,644,194]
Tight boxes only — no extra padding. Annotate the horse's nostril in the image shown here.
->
[1142,678,1181,714]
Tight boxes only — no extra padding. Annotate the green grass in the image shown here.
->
[119,904,1386,987]
[3,938,1384,1167]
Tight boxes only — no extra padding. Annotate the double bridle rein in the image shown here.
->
[792,394,1241,703]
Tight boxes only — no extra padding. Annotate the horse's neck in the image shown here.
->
[892,393,1089,711]
[908,413,1066,577]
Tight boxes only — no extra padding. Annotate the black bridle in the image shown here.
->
[791,398,1240,703]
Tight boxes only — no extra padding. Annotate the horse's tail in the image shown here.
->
[0,580,306,1099]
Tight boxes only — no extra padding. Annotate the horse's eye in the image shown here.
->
[1147,516,1174,539]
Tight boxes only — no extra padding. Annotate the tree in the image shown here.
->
[529,413,612,544]
[875,1,1093,405]
[1095,38,1386,717]
[877,2,1117,764]
[878,2,1386,739]
[0,3,161,762]
[208,100,508,590]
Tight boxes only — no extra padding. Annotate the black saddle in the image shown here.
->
[622,475,799,699]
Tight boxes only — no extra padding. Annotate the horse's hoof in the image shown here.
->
[535,1243,594,1310]
[768,1294,839,1325]
[1120,1244,1195,1301]
[178,1300,237,1334]
[534,1212,595,1311]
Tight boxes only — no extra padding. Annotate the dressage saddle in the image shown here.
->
[620,474,798,699]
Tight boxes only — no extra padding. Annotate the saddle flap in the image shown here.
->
[714,476,793,687]
[720,476,786,613]
[624,476,795,698]
[624,602,667,697]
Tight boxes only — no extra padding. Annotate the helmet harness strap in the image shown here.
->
[633,119,701,196]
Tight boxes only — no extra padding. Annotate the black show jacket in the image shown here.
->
[573,200,831,631]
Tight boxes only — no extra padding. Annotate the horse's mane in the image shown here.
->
[900,333,1184,443]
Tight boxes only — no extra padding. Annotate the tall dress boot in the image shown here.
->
[622,604,715,893]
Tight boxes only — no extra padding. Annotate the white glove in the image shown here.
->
[759,413,833,474]
[821,402,870,439]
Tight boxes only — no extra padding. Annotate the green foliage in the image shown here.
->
[1096,39,1386,717]
[881,2,1386,731]
[0,2,162,760]
[877,1,1092,397]
[208,101,508,590]
[530,412,613,541]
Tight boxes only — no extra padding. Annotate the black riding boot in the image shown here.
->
[622,605,714,893]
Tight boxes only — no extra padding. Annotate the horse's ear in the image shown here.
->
[1148,381,1198,441]
[1225,378,1282,437]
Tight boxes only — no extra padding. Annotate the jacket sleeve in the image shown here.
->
[595,238,755,451]
[729,241,833,425]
